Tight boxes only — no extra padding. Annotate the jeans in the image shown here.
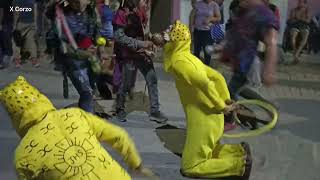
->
[13,23,38,59]
[193,29,213,66]
[0,25,13,66]
[96,74,113,100]
[116,60,160,113]
[36,0,46,36]
[67,68,95,113]
[228,71,248,101]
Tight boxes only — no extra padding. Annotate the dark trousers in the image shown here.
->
[228,71,276,107]
[96,74,113,100]
[0,25,13,65]
[116,60,160,113]
[67,67,95,113]
[193,29,213,65]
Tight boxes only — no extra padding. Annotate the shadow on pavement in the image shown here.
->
[156,124,185,157]
[277,98,320,142]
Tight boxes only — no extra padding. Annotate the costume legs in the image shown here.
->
[181,111,245,178]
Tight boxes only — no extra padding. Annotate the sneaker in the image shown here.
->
[115,109,127,122]
[149,111,168,124]
[32,59,40,68]
[0,64,5,70]
[240,142,252,180]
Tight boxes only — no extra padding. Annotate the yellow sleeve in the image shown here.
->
[83,111,142,169]
[172,60,226,110]
[204,65,231,102]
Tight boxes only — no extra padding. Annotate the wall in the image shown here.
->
[180,0,193,25]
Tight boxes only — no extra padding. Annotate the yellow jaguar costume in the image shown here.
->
[163,21,247,178]
[0,76,141,180]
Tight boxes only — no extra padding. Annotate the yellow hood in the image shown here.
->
[0,76,56,137]
[164,21,192,72]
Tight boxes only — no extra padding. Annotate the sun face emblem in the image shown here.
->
[54,138,96,176]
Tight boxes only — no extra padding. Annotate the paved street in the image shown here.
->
[0,55,320,180]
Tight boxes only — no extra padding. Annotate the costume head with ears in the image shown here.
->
[0,76,56,137]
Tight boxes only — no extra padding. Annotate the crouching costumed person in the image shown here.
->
[161,21,252,179]
[0,76,155,180]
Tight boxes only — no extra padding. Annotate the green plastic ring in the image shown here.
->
[223,99,278,138]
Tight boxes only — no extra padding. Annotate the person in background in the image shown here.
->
[55,0,104,113]
[35,0,46,37]
[226,0,240,31]
[221,0,279,103]
[12,0,40,68]
[210,0,225,46]
[98,0,115,39]
[189,0,197,49]
[126,0,150,100]
[0,0,14,69]
[94,0,116,100]
[289,0,310,64]
[309,13,320,53]
[113,0,168,123]
[189,0,197,33]
[214,0,225,24]
[190,0,221,66]
[257,0,280,59]
[312,13,320,28]
[264,0,280,25]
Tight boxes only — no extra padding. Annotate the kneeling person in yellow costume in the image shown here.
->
[158,21,252,179]
[0,76,156,180]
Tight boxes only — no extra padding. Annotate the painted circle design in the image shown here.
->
[63,146,87,167]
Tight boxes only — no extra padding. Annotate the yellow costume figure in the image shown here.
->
[0,76,143,180]
[163,21,250,179]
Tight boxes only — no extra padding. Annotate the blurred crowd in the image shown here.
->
[1,0,318,179]
[0,0,319,122]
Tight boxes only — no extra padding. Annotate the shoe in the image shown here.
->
[115,109,127,122]
[0,64,5,70]
[240,142,252,180]
[149,111,168,124]
[31,59,40,68]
